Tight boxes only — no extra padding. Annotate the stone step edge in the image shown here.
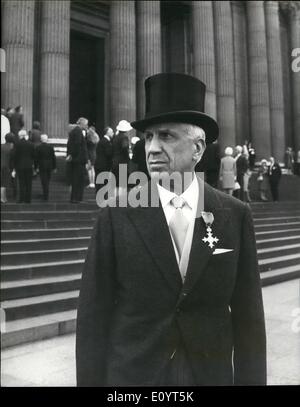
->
[256,235,300,244]
[1,290,79,309]
[2,247,87,256]
[1,273,81,289]
[2,259,84,271]
[257,243,300,254]
[1,312,77,349]
[255,228,300,235]
[1,227,93,233]
[2,236,90,244]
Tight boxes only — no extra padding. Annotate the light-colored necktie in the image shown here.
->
[169,196,189,259]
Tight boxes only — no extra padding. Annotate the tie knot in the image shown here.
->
[171,196,185,209]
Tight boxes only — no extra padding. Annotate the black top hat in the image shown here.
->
[131,73,218,143]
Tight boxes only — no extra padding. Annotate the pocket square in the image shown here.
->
[212,248,234,255]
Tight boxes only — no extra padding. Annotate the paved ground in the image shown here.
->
[1,279,300,386]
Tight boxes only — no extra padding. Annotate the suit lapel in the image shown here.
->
[182,182,229,295]
[126,184,182,295]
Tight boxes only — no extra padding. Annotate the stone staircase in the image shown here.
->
[1,196,300,348]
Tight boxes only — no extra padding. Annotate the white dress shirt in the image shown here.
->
[157,174,199,282]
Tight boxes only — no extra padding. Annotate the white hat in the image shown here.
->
[41,134,48,143]
[131,136,140,145]
[116,120,132,132]
[224,147,233,156]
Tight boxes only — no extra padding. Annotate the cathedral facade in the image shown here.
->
[1,0,300,162]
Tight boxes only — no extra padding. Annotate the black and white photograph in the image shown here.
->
[1,0,300,389]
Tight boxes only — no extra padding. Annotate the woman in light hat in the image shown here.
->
[112,120,132,195]
[219,146,236,195]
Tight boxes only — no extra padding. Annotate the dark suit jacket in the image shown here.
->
[132,138,149,178]
[9,112,24,136]
[236,155,249,178]
[94,137,113,172]
[268,163,281,183]
[67,126,88,165]
[76,180,266,386]
[34,143,56,171]
[196,142,221,173]
[12,139,35,170]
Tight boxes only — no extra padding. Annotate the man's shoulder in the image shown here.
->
[69,126,82,136]
[204,182,248,214]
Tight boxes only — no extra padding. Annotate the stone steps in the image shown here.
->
[1,260,84,282]
[1,274,81,301]
[1,291,79,321]
[1,200,299,348]
[1,247,87,266]
[1,310,77,348]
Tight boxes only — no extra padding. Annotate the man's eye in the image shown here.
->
[160,132,171,139]
[145,133,152,141]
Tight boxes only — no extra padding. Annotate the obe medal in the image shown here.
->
[201,212,219,249]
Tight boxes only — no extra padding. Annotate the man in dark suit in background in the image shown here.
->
[268,156,282,201]
[11,129,35,203]
[234,145,249,201]
[76,73,266,387]
[67,117,89,203]
[9,105,24,137]
[132,137,150,184]
[195,140,220,188]
[34,134,56,201]
[94,126,114,194]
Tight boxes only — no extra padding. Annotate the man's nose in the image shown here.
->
[147,135,162,154]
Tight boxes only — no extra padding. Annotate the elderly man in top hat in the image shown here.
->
[76,73,266,386]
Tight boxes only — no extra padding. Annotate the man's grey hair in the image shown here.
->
[182,124,206,165]
[235,145,243,154]
[18,129,27,139]
[77,117,88,126]
[182,123,206,143]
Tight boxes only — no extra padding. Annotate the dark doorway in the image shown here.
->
[69,30,105,133]
[161,2,192,74]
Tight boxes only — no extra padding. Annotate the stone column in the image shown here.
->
[136,1,162,120]
[213,1,236,154]
[265,1,285,163]
[40,1,70,139]
[1,0,35,130]
[110,1,136,129]
[192,1,216,119]
[289,3,300,153]
[232,1,249,146]
[246,1,272,161]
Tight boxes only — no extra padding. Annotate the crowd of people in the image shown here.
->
[65,117,149,203]
[198,141,293,203]
[1,106,56,203]
[1,105,299,204]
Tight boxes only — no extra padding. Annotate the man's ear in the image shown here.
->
[193,139,206,162]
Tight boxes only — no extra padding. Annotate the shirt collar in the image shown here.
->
[157,173,199,210]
